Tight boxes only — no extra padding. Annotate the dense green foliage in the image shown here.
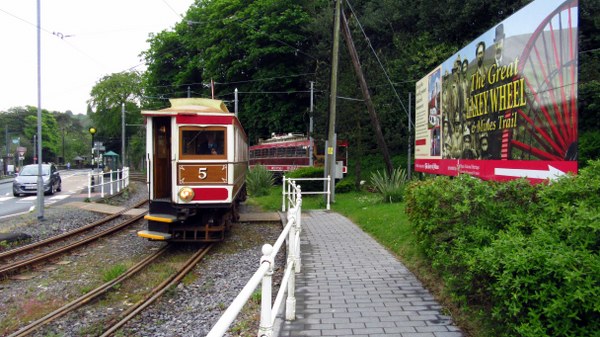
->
[0,107,90,165]
[246,165,275,196]
[139,0,598,178]
[405,161,600,336]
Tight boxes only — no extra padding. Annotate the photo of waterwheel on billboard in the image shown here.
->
[503,0,578,162]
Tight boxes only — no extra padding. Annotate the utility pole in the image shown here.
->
[326,0,342,201]
[36,0,44,220]
[340,10,393,175]
[408,92,412,180]
[122,102,126,168]
[309,81,314,167]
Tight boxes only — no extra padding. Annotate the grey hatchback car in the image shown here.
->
[13,164,62,196]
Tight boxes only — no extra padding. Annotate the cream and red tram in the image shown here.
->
[138,98,248,242]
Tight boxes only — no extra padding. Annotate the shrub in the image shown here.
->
[246,165,274,196]
[285,166,325,192]
[405,163,600,337]
[369,167,408,203]
[335,178,355,193]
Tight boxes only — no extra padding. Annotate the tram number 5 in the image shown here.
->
[198,167,208,180]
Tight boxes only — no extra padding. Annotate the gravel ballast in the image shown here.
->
[0,182,285,337]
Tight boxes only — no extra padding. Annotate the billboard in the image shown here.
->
[414,0,578,182]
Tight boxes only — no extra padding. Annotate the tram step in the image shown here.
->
[144,213,178,223]
[137,230,172,240]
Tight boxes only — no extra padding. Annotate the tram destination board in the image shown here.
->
[178,164,227,184]
[414,0,578,183]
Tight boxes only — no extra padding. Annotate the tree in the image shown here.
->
[143,0,317,143]
[23,111,60,162]
[88,71,144,158]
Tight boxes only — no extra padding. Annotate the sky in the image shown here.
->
[0,0,195,114]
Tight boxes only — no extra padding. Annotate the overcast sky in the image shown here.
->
[0,0,194,114]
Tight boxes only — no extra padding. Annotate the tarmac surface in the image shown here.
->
[273,210,463,337]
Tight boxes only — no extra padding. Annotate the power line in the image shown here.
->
[345,0,413,128]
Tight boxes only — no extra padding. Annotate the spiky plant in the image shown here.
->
[369,167,408,203]
[246,165,275,196]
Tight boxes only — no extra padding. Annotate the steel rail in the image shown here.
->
[100,244,214,337]
[0,208,148,278]
[0,199,148,260]
[7,245,169,337]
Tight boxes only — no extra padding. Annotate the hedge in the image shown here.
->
[404,160,600,336]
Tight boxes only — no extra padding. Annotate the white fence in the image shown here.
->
[282,175,331,211]
[207,179,303,337]
[87,167,130,199]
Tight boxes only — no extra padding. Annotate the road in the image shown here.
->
[0,169,94,219]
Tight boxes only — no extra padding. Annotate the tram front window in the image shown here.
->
[181,128,226,156]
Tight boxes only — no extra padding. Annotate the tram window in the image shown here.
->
[181,128,226,157]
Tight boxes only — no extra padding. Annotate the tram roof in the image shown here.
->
[142,98,231,116]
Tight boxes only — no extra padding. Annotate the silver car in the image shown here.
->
[13,164,62,196]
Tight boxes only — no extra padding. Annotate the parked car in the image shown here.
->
[13,164,62,196]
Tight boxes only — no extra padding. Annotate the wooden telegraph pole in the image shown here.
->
[340,10,394,175]
[326,0,342,201]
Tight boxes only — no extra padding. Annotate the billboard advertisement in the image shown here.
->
[414,0,578,182]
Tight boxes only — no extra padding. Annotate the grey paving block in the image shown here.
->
[272,210,464,336]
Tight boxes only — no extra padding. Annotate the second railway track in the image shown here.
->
[0,199,148,278]
[7,244,213,337]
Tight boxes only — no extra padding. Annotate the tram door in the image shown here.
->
[152,117,172,200]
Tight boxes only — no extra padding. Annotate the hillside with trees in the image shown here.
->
[140,0,599,179]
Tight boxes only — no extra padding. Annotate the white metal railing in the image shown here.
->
[207,179,303,337]
[282,175,330,211]
[87,167,130,199]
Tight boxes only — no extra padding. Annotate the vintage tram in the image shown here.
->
[249,133,313,173]
[138,98,248,242]
[249,133,348,176]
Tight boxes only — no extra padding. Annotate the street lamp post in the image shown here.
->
[89,127,96,168]
[36,0,44,220]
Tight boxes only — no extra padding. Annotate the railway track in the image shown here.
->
[0,199,148,278]
[128,172,146,183]
[6,244,213,337]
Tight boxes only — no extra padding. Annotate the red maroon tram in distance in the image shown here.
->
[249,133,348,176]
[138,98,248,242]
[249,133,313,173]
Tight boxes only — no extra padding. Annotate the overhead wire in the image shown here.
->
[344,0,414,128]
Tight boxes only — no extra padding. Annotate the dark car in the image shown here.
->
[13,164,62,196]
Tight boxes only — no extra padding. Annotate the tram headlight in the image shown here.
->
[178,187,195,202]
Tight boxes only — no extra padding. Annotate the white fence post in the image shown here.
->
[111,170,115,195]
[100,173,104,198]
[258,244,274,337]
[88,171,92,199]
[282,175,287,212]
[295,186,302,273]
[326,175,331,210]
[285,209,297,320]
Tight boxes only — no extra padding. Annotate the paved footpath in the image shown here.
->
[274,210,464,337]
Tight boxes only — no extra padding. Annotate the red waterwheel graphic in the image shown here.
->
[501,0,578,161]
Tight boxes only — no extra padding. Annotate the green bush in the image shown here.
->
[369,167,408,203]
[405,163,600,337]
[335,178,355,193]
[285,166,325,192]
[246,165,274,196]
